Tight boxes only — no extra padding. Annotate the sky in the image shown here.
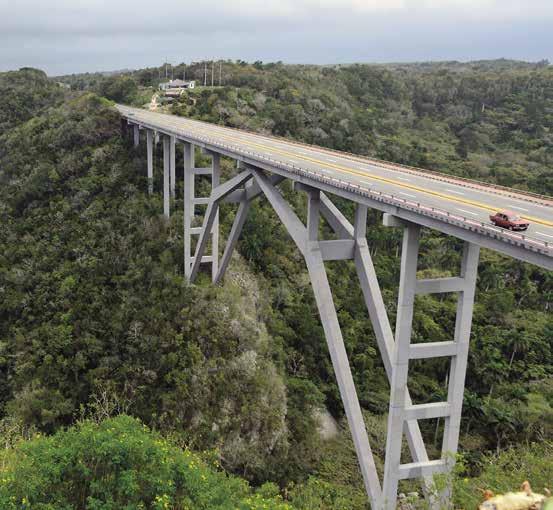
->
[1,0,552,76]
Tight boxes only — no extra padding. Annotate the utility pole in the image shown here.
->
[183,64,186,81]
[211,61,214,87]
[219,61,222,86]
[165,58,168,79]
[204,61,207,86]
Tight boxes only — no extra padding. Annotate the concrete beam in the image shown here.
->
[382,223,421,509]
[409,341,458,360]
[170,135,176,198]
[184,142,194,278]
[146,129,153,195]
[163,136,170,218]
[415,277,465,295]
[383,212,407,228]
[319,240,355,261]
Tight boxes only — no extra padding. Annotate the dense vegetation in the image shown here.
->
[1,61,551,508]
[0,415,292,509]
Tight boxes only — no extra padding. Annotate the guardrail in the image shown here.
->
[121,111,551,257]
[256,133,553,207]
[120,105,553,207]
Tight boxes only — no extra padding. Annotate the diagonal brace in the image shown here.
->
[320,196,436,500]
[189,170,253,282]
[253,176,383,506]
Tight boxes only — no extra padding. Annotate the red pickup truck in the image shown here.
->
[489,210,530,231]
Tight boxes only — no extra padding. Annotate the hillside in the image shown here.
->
[1,63,552,508]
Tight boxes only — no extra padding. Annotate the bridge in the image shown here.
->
[118,104,553,510]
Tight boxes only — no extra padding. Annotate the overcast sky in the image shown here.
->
[1,0,551,75]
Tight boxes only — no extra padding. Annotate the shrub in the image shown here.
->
[0,415,292,510]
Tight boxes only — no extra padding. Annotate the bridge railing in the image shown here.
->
[122,105,553,206]
[122,113,551,257]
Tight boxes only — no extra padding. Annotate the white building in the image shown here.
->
[159,79,195,91]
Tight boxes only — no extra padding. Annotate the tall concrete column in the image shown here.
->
[211,153,221,281]
[440,242,479,505]
[133,124,139,147]
[163,136,170,218]
[170,135,176,198]
[183,142,194,278]
[146,130,153,195]
[382,223,421,509]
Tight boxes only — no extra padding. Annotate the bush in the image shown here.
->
[0,415,292,510]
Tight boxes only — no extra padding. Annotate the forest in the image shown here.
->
[0,61,551,508]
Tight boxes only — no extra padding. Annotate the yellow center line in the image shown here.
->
[129,110,553,228]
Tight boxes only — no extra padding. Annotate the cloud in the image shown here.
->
[0,0,551,74]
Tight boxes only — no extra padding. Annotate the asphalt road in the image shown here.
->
[117,105,553,246]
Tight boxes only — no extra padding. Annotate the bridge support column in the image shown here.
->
[382,223,421,508]
[189,169,253,282]
[381,215,479,509]
[184,146,229,281]
[163,135,170,218]
[184,143,194,279]
[133,124,139,147]
[146,130,153,195]
[211,153,221,281]
[170,135,176,198]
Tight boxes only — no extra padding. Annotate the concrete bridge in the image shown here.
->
[118,104,553,509]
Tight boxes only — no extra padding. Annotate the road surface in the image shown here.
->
[117,105,553,253]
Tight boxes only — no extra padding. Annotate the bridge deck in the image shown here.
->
[117,104,553,269]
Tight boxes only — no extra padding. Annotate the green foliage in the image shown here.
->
[0,415,292,509]
[96,75,139,104]
[0,72,289,483]
[0,67,64,136]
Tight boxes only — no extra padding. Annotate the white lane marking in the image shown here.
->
[536,231,553,239]
[445,188,465,196]
[399,191,417,198]
[456,208,479,217]
[510,205,529,212]
[397,176,411,182]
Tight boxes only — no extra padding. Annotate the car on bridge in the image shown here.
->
[490,210,530,231]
